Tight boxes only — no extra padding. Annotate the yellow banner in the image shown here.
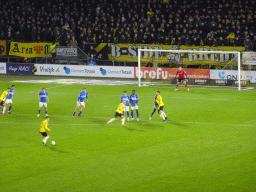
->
[9,42,53,57]
[108,44,245,65]
[0,40,7,56]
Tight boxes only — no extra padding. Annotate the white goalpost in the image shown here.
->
[137,49,241,90]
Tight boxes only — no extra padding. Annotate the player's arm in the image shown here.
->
[46,96,49,103]
[128,96,131,106]
[136,95,139,104]
[78,94,81,102]
[175,70,178,78]
[86,94,89,103]
[38,94,40,101]
[185,71,187,78]
[45,123,52,132]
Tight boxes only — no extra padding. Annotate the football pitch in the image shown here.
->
[0,79,256,192]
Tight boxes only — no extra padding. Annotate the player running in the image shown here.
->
[37,88,49,117]
[175,67,189,91]
[0,87,10,115]
[121,91,130,121]
[106,100,126,127]
[149,94,158,120]
[156,91,168,122]
[73,88,88,117]
[39,115,52,146]
[5,85,15,114]
[130,90,139,121]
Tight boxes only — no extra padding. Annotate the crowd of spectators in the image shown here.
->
[0,0,256,51]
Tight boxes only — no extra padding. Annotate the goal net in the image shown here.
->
[137,49,255,90]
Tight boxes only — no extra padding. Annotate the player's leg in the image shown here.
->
[175,81,180,91]
[8,102,12,114]
[0,100,4,114]
[38,102,42,116]
[1,103,7,115]
[149,105,157,120]
[73,102,80,116]
[78,106,85,117]
[184,80,189,91]
[126,106,129,121]
[136,105,139,121]
[44,104,48,115]
[106,112,118,125]
[131,109,134,120]
[159,106,167,122]
[121,115,126,126]
[40,132,49,145]
[78,102,85,117]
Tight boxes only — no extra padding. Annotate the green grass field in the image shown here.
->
[0,78,256,192]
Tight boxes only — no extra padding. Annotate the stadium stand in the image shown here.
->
[0,0,255,51]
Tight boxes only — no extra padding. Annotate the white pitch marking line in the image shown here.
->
[49,93,256,103]
[28,84,69,93]
[1,114,255,128]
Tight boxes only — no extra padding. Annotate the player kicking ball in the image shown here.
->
[5,85,15,114]
[121,91,130,121]
[0,87,11,115]
[39,115,52,146]
[106,100,126,127]
[156,91,168,122]
[73,88,88,117]
[37,88,49,117]
[130,90,139,121]
[175,67,189,91]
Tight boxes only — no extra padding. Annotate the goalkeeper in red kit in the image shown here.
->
[175,67,189,91]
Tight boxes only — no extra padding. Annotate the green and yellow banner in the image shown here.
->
[0,40,7,56]
[9,42,53,57]
[108,44,245,65]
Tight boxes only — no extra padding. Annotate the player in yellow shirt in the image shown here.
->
[39,115,52,145]
[156,91,168,122]
[0,87,10,115]
[106,100,126,127]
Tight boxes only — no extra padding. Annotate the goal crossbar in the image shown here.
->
[137,49,241,90]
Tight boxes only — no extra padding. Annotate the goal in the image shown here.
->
[137,49,249,90]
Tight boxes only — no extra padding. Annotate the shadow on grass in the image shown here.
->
[170,121,188,128]
[48,146,70,153]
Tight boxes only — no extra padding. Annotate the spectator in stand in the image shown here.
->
[244,38,254,51]
[68,36,78,47]
[226,32,235,46]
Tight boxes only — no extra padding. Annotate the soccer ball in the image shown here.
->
[51,141,56,145]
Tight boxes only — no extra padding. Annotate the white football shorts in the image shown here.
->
[131,105,138,110]
[154,105,159,109]
[77,101,85,107]
[39,102,47,108]
[124,106,129,111]
[5,99,12,104]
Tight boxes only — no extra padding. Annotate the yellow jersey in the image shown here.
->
[116,103,125,114]
[156,95,164,107]
[40,120,50,132]
[0,91,9,101]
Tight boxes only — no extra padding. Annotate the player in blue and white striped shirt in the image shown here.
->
[121,91,130,121]
[130,90,139,121]
[4,85,15,114]
[73,88,88,117]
